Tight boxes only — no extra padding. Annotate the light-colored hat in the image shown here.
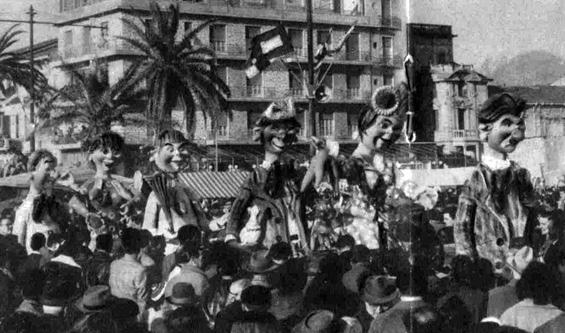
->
[506,246,533,279]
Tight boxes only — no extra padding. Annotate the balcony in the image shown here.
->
[346,88,360,99]
[211,40,226,53]
[434,129,479,142]
[289,88,304,97]
[246,85,263,97]
[207,127,229,139]
[380,16,402,29]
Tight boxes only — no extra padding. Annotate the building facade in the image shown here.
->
[54,0,406,150]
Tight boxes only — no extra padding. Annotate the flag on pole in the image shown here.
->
[245,25,293,79]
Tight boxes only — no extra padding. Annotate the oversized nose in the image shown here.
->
[511,127,525,141]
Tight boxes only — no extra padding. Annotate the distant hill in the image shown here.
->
[486,51,565,86]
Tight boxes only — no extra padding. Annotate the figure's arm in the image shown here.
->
[142,192,159,235]
[12,208,26,247]
[225,188,252,243]
[453,193,477,257]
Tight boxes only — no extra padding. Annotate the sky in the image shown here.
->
[410,0,565,67]
[0,0,59,50]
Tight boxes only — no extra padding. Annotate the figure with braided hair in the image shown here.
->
[454,93,538,272]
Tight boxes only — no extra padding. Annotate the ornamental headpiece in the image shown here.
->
[358,83,409,133]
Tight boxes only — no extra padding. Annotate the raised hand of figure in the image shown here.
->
[301,137,339,192]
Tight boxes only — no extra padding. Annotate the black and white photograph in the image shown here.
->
[0,0,563,332]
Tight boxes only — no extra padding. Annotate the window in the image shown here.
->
[382,36,393,59]
[217,66,228,84]
[100,22,108,39]
[382,0,391,18]
[214,112,228,137]
[457,82,467,97]
[144,19,153,33]
[82,27,92,53]
[245,26,261,51]
[210,25,226,52]
[346,74,360,98]
[289,70,303,96]
[289,29,304,56]
[383,74,393,86]
[347,113,358,138]
[246,73,262,97]
[457,108,466,130]
[320,112,334,137]
[64,30,73,57]
[184,21,192,34]
[317,30,331,46]
[345,33,359,60]
[314,0,334,11]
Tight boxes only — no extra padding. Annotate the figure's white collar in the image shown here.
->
[482,154,511,171]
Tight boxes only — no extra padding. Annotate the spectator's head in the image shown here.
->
[362,275,400,317]
[402,305,442,333]
[120,228,142,255]
[517,261,558,305]
[29,233,46,252]
[166,282,198,309]
[109,298,139,326]
[241,285,271,311]
[95,233,113,253]
[0,312,44,333]
[269,242,292,264]
[69,311,119,333]
[335,234,355,253]
[227,279,252,305]
[165,306,209,333]
[46,233,65,254]
[451,255,475,287]
[350,245,371,265]
[437,296,472,333]
[21,269,45,301]
[537,208,553,236]
[177,224,201,246]
[473,257,495,292]
[396,264,428,297]
[293,310,336,333]
[0,215,13,236]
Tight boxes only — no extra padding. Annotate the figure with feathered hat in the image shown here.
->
[141,129,208,254]
[302,83,409,251]
[68,132,142,245]
[225,98,309,254]
[454,93,538,271]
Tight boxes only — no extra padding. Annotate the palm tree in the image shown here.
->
[118,2,230,138]
[0,25,48,98]
[37,66,146,146]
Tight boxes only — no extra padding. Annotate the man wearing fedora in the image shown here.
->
[487,246,533,318]
[230,285,280,333]
[292,309,336,333]
[246,249,280,288]
[356,275,400,332]
[152,282,204,333]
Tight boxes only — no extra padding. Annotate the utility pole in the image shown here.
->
[306,0,316,137]
[27,5,36,153]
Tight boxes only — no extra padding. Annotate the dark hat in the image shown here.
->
[245,249,279,274]
[269,242,292,262]
[361,275,400,305]
[109,298,139,320]
[240,285,271,308]
[478,93,526,124]
[292,310,335,333]
[342,264,371,294]
[166,282,198,306]
[75,285,111,313]
[40,278,78,307]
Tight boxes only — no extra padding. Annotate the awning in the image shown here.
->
[178,171,250,199]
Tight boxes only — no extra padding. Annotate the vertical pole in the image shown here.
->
[28,5,36,152]
[306,0,316,137]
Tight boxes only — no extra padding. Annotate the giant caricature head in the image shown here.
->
[87,132,124,176]
[358,83,408,152]
[28,149,57,190]
[152,130,190,174]
[478,93,526,155]
[253,98,301,156]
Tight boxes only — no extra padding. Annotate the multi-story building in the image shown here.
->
[431,63,490,161]
[54,0,405,159]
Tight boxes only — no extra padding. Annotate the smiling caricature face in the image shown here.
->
[360,115,403,152]
[486,114,525,154]
[262,122,298,156]
[91,145,122,176]
[155,142,189,173]
[32,155,57,189]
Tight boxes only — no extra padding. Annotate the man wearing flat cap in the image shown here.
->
[454,93,537,271]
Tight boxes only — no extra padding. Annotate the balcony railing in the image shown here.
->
[289,88,304,97]
[346,88,360,99]
[452,129,478,138]
[207,128,229,139]
[211,40,226,53]
[246,85,263,97]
